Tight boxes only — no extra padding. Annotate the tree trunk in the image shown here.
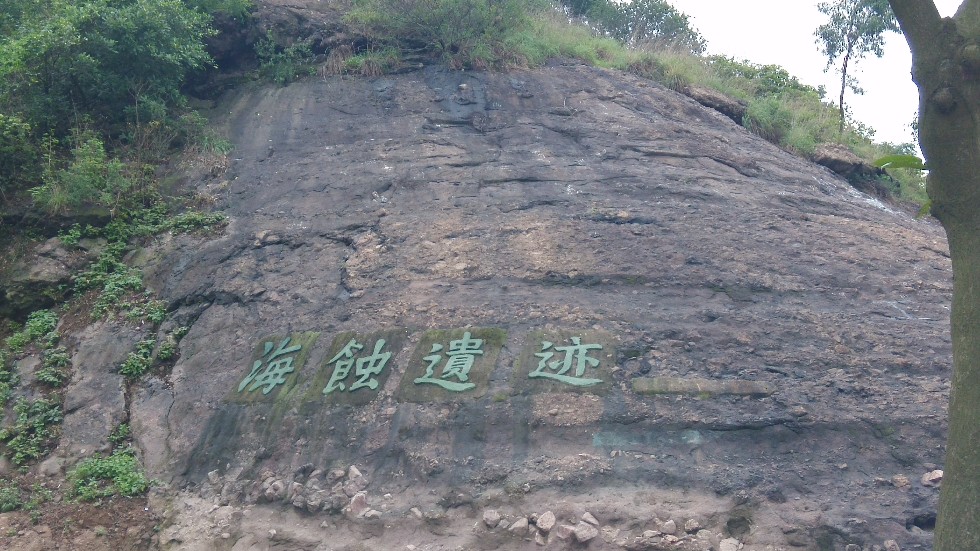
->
[888,1,980,549]
[839,50,850,135]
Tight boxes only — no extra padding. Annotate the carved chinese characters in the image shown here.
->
[307,329,409,406]
[515,330,616,395]
[397,328,506,403]
[232,332,319,403]
[233,328,616,404]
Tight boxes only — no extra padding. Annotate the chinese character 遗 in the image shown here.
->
[238,337,303,394]
[529,337,603,386]
[413,331,484,392]
[323,338,392,395]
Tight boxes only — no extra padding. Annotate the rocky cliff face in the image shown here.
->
[16,61,952,551]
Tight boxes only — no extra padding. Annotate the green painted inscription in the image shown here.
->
[529,337,603,387]
[514,330,616,395]
[323,338,392,394]
[232,332,319,403]
[306,329,409,407]
[414,331,483,391]
[397,328,506,403]
[239,337,303,394]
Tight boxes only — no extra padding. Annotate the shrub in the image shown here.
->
[108,423,131,448]
[120,339,156,378]
[743,97,794,145]
[256,31,316,85]
[5,310,59,354]
[68,448,150,501]
[0,480,22,513]
[347,0,542,69]
[37,347,71,387]
[0,113,37,192]
[343,48,402,77]
[31,131,139,216]
[0,397,63,465]
[0,0,215,137]
[91,269,145,320]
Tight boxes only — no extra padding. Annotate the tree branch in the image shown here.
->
[888,0,944,60]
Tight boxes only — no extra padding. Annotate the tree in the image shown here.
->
[560,0,705,54]
[887,1,980,549]
[0,0,215,137]
[614,0,706,53]
[815,0,899,134]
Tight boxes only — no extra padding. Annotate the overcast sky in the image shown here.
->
[669,0,963,146]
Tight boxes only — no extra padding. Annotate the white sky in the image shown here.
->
[670,0,964,146]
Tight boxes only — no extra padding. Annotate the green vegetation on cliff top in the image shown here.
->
[0,0,923,221]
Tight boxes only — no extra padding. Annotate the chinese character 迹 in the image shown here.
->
[529,337,603,387]
[323,338,392,395]
[413,331,483,392]
[239,337,303,394]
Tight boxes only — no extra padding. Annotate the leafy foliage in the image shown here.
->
[36,346,71,387]
[0,480,21,512]
[348,0,546,69]
[256,31,317,85]
[186,0,252,19]
[706,57,824,99]
[119,339,155,378]
[814,0,899,132]
[0,397,63,465]
[0,353,17,407]
[560,0,705,54]
[0,0,215,137]
[108,423,131,448]
[875,153,926,170]
[31,130,140,216]
[68,448,150,501]
[5,310,59,354]
[743,97,794,144]
[0,113,37,194]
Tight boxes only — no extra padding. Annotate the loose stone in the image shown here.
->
[921,470,944,487]
[509,517,529,534]
[536,511,556,533]
[555,524,576,540]
[574,521,599,542]
[483,509,502,529]
[719,538,743,551]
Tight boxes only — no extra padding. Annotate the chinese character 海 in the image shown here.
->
[413,331,484,391]
[323,338,392,394]
[239,337,303,394]
[529,337,603,386]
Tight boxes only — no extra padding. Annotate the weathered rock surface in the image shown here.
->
[682,85,747,123]
[812,143,887,189]
[31,40,952,551]
[0,237,101,320]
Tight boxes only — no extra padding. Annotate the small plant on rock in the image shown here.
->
[0,397,63,465]
[0,480,22,512]
[119,339,156,378]
[68,448,150,501]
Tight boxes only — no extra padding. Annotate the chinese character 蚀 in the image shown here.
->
[323,338,392,394]
[239,337,303,394]
[413,331,483,392]
[529,337,603,387]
